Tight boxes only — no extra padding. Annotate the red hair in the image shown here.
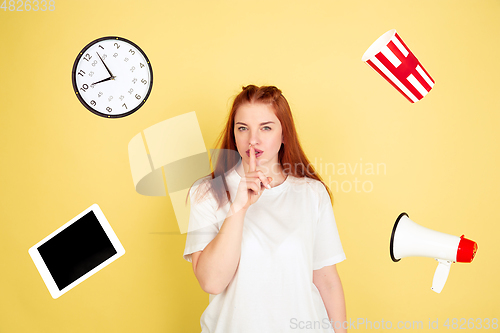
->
[186,85,333,209]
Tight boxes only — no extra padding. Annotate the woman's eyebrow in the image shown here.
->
[235,121,275,126]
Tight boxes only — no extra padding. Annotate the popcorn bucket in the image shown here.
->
[362,29,435,103]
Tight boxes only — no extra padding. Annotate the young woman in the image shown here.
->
[183,85,347,332]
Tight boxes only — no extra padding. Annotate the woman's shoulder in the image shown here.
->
[189,175,216,203]
[288,174,328,194]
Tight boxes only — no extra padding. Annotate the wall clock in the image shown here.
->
[72,36,153,118]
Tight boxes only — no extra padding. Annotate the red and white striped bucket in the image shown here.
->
[362,29,435,103]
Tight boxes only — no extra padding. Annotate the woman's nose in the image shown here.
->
[249,131,260,146]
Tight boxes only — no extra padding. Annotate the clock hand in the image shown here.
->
[96,52,114,77]
[91,75,116,86]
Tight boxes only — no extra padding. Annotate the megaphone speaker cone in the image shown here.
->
[389,212,408,262]
[389,212,463,262]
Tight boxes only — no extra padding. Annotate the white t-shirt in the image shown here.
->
[183,164,346,333]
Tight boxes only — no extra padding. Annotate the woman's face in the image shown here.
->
[233,102,283,173]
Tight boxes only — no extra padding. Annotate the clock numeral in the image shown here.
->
[124,57,129,62]
[80,84,89,92]
[141,79,147,85]
[88,71,94,77]
[122,103,127,109]
[83,53,92,61]
[128,88,133,94]
[108,96,113,102]
[114,43,120,49]
[91,60,97,67]
[77,70,85,77]
[132,78,137,84]
[119,95,125,101]
[102,54,107,60]
[98,92,103,98]
[130,66,135,72]
[98,45,104,50]
[135,94,141,100]
[90,100,96,107]
[129,49,135,55]
[140,63,145,68]
[106,107,112,113]
[113,53,118,58]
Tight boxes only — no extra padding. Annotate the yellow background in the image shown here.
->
[1,0,499,332]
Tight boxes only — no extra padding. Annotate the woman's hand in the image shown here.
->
[232,144,272,213]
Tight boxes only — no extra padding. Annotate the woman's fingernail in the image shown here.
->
[266,184,271,189]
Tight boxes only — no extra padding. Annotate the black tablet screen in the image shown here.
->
[38,211,117,290]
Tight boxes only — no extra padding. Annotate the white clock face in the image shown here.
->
[72,37,153,118]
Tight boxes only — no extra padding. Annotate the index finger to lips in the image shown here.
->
[248,144,256,172]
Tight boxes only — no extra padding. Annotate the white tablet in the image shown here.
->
[28,204,125,299]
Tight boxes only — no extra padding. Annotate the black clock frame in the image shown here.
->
[71,36,153,118]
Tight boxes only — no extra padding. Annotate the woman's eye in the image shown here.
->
[237,126,271,131]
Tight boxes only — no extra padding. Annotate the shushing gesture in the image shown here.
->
[232,144,273,212]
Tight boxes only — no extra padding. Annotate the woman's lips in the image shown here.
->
[246,149,263,157]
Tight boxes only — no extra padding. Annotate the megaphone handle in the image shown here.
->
[431,259,452,293]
